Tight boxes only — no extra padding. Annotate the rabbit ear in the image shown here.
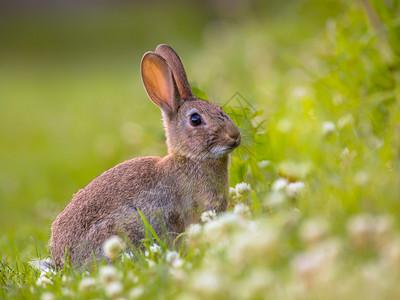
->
[141,52,181,114]
[155,44,194,99]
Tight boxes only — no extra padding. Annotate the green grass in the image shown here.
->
[1,0,400,299]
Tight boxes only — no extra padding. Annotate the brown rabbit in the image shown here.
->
[50,44,241,268]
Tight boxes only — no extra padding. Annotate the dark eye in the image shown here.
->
[190,113,202,126]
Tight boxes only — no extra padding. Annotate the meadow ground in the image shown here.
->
[1,0,400,299]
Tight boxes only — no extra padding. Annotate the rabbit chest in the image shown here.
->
[164,154,229,226]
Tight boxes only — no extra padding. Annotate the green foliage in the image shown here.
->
[190,85,208,100]
[137,209,166,249]
[1,0,400,299]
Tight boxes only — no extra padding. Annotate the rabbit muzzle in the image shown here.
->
[211,126,241,157]
[228,130,241,148]
[226,122,241,149]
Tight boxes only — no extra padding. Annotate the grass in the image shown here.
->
[1,0,400,299]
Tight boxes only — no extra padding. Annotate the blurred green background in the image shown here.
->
[1,0,398,263]
[0,0,337,254]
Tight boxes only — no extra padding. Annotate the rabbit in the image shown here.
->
[50,44,241,268]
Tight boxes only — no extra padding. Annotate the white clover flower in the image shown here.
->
[146,259,156,268]
[219,212,248,228]
[202,212,248,244]
[61,288,73,297]
[292,241,339,288]
[125,252,135,259]
[145,243,162,259]
[354,171,370,186]
[201,210,216,223]
[126,271,139,284]
[172,258,184,268]
[40,268,56,277]
[229,187,238,199]
[165,250,178,262]
[150,243,162,253]
[40,292,54,300]
[322,121,335,135]
[264,191,286,208]
[299,218,330,245]
[348,214,393,248]
[121,251,135,263]
[347,213,374,247]
[247,221,258,233]
[292,250,326,284]
[36,274,53,288]
[169,268,186,282]
[99,266,120,285]
[272,178,289,192]
[230,226,278,266]
[186,224,202,246]
[165,250,179,262]
[233,203,251,218]
[29,258,54,273]
[105,281,123,298]
[187,224,202,239]
[61,275,71,284]
[203,219,224,243]
[129,286,144,299]
[235,182,252,195]
[103,235,125,261]
[286,181,305,197]
[79,277,96,293]
[190,271,222,297]
[291,86,308,98]
[257,160,271,168]
[166,251,184,268]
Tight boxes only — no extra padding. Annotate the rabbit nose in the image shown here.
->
[228,131,241,147]
[229,127,241,140]
[229,132,240,141]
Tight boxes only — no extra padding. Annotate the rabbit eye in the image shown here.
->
[190,113,202,126]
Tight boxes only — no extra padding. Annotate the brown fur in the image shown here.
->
[50,44,241,268]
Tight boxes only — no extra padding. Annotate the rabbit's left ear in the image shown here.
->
[141,52,181,115]
[155,44,194,99]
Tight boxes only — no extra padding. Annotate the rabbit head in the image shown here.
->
[141,44,241,159]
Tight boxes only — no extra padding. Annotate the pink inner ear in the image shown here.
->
[141,52,176,112]
[155,44,194,99]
